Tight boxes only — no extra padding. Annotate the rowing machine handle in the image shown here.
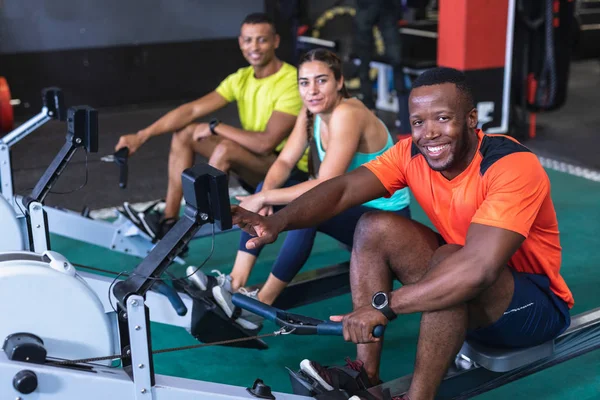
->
[232,293,385,338]
[316,321,385,338]
[233,293,279,320]
[114,147,129,189]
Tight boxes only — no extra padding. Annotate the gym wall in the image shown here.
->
[0,0,264,117]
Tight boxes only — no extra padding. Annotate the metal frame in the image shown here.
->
[1,87,65,206]
[1,108,53,206]
[1,351,307,400]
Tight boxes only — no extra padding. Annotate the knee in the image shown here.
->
[354,211,410,247]
[171,124,195,149]
[209,139,238,167]
[429,244,463,269]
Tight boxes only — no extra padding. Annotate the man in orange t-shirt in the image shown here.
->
[232,67,572,400]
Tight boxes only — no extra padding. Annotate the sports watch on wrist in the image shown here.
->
[209,119,220,135]
[371,291,397,321]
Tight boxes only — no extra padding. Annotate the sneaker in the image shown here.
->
[186,266,210,291]
[299,359,335,391]
[186,268,232,292]
[120,201,176,241]
[122,201,142,225]
[139,211,177,242]
[117,202,148,233]
[212,285,264,331]
[299,357,373,393]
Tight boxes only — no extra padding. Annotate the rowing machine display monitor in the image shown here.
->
[67,106,98,153]
[41,87,66,121]
[181,163,232,231]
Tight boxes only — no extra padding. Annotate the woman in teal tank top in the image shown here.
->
[312,114,409,210]
[195,49,412,330]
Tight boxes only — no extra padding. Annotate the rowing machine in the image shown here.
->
[0,163,321,399]
[0,111,225,341]
[0,96,188,263]
[0,106,97,254]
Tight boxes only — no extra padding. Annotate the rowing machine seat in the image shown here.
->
[459,338,555,373]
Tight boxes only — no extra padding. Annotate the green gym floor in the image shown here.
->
[50,166,600,399]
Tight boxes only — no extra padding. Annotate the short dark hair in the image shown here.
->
[241,13,277,34]
[412,67,475,109]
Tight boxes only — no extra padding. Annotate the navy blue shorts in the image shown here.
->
[466,268,571,348]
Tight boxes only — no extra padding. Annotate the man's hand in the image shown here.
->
[192,123,212,141]
[231,205,284,249]
[115,133,145,155]
[236,193,266,214]
[330,304,388,344]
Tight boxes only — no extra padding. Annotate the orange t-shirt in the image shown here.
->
[364,130,574,308]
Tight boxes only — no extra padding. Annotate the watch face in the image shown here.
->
[373,292,387,308]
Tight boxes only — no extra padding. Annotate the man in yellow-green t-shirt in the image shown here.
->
[114,13,307,239]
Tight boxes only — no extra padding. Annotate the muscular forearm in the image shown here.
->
[214,124,280,155]
[390,250,495,314]
[272,175,357,231]
[138,103,199,141]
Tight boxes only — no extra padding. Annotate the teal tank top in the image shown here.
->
[313,115,410,211]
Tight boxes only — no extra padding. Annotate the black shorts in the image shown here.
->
[435,234,571,348]
[467,269,571,348]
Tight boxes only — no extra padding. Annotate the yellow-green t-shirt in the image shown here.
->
[215,63,308,172]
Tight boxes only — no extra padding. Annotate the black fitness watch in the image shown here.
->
[372,291,397,321]
[209,118,220,135]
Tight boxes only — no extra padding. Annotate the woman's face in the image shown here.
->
[298,60,343,114]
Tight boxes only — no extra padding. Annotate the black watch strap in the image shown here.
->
[209,119,220,135]
[378,305,397,321]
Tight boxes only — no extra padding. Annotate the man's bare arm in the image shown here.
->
[274,167,389,231]
[389,223,525,314]
[139,91,228,141]
[115,91,229,154]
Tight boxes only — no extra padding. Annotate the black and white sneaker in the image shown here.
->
[299,357,373,393]
[117,203,149,235]
[122,201,142,225]
[119,201,179,243]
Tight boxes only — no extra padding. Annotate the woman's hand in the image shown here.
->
[236,193,266,214]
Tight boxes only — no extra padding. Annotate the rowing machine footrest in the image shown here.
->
[287,368,344,398]
[287,366,382,400]
[459,338,555,373]
[172,280,268,350]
